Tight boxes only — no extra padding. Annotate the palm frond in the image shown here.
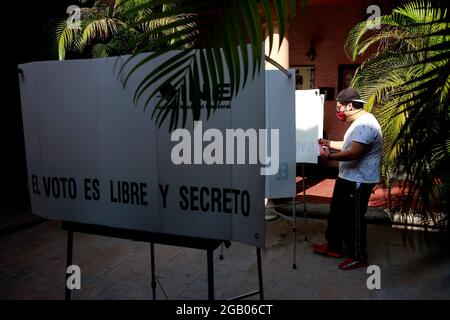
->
[346,0,450,231]
[119,0,299,130]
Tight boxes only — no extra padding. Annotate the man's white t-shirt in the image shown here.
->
[339,113,383,184]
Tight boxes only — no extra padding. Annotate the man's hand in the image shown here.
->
[319,146,331,159]
[320,141,367,162]
[318,138,329,147]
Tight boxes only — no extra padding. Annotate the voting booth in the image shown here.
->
[18,50,301,299]
[296,89,324,164]
[19,54,266,248]
[295,89,325,239]
[18,49,323,299]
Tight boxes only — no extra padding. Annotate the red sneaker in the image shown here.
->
[313,243,344,258]
[338,258,368,270]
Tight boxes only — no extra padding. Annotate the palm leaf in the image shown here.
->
[119,0,299,130]
[346,0,450,231]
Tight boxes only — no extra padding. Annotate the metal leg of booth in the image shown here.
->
[292,198,298,269]
[257,247,264,300]
[65,230,73,301]
[150,242,156,300]
[302,163,309,241]
[207,249,214,300]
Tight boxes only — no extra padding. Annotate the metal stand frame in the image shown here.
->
[64,230,73,300]
[265,197,297,269]
[301,163,309,241]
[264,53,301,268]
[265,163,311,269]
[62,221,264,300]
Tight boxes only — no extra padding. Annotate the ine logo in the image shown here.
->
[66,265,81,290]
[366,265,381,290]
[158,82,232,109]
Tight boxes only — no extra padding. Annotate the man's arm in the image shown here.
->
[318,138,344,151]
[329,140,344,151]
[320,141,367,161]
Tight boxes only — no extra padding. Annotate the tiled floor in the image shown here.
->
[0,216,449,300]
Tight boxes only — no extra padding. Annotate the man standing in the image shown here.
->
[314,88,382,270]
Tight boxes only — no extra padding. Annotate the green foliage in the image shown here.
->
[118,0,300,130]
[52,0,303,132]
[53,0,190,60]
[345,0,449,231]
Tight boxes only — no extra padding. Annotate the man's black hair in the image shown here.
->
[340,101,364,109]
[351,101,364,109]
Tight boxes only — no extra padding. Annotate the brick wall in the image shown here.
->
[289,0,374,141]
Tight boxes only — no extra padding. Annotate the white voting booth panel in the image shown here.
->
[19,52,267,247]
[264,70,296,199]
[295,89,324,164]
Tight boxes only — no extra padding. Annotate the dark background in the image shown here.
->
[2,1,74,214]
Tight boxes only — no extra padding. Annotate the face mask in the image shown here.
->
[336,107,362,121]
[336,110,347,121]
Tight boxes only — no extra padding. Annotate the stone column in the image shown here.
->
[265,25,290,70]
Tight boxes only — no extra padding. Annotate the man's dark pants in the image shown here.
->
[325,177,375,262]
